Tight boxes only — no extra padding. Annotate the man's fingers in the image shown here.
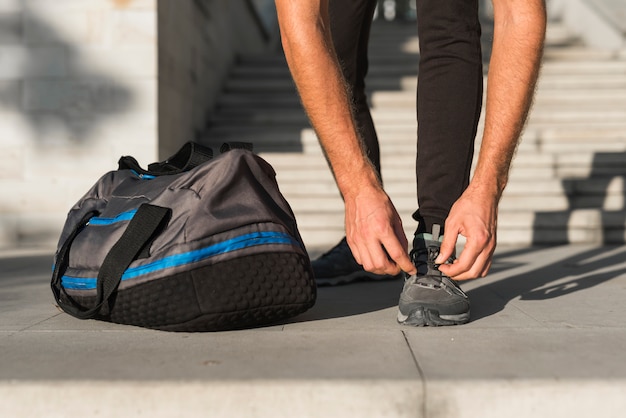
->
[347,238,363,267]
[480,258,493,277]
[362,248,399,275]
[439,239,495,281]
[347,234,389,274]
[439,239,483,280]
[389,223,416,274]
[364,237,405,275]
[384,238,416,275]
[435,230,457,264]
[349,233,414,276]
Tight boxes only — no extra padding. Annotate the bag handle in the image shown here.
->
[117,141,254,177]
[51,204,172,320]
[219,142,253,153]
[118,142,214,177]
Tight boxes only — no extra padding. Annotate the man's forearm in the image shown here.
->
[470,0,546,198]
[275,0,381,199]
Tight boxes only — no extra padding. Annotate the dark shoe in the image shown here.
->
[313,238,401,286]
[397,225,470,326]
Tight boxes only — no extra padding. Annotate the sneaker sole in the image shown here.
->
[316,271,401,287]
[397,307,470,327]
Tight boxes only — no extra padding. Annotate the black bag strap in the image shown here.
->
[117,141,255,178]
[220,142,253,153]
[118,142,214,176]
[51,204,171,320]
[51,209,99,313]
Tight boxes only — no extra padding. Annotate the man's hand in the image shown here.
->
[435,186,498,281]
[345,185,416,276]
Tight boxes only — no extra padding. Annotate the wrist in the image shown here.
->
[466,171,506,203]
[470,145,512,201]
[335,163,382,201]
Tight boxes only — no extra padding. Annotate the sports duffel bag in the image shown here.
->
[50,142,316,331]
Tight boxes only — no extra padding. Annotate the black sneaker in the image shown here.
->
[313,238,401,286]
[397,224,470,326]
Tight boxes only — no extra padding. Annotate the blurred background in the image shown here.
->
[0,0,624,252]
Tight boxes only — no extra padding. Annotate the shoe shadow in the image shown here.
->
[466,245,626,322]
[286,245,626,326]
[288,278,405,322]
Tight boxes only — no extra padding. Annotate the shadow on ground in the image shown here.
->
[467,245,626,322]
[291,245,626,324]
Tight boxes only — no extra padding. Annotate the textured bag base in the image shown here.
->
[64,252,316,332]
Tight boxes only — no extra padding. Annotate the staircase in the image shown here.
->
[203,16,626,251]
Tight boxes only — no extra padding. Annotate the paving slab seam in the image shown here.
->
[402,330,427,418]
[16,313,63,333]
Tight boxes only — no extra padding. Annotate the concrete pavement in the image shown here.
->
[1,244,626,417]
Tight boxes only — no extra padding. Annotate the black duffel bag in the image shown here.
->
[51,142,316,331]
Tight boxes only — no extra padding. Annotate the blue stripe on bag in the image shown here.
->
[61,231,300,290]
[88,210,138,226]
[130,169,156,180]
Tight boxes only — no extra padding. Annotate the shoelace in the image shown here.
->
[410,245,443,278]
[409,243,467,296]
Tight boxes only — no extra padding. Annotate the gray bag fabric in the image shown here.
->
[51,142,316,331]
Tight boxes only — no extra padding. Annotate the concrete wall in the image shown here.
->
[0,0,159,249]
[157,0,276,159]
[0,0,275,249]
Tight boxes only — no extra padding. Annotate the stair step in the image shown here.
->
[223,75,626,93]
[229,60,626,78]
[207,18,626,247]
[368,91,626,108]
[211,108,626,127]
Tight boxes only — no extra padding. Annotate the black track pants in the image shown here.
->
[329,0,483,235]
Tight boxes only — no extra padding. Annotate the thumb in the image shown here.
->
[435,230,457,264]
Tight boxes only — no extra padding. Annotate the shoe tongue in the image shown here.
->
[413,229,443,249]
[413,233,435,249]
[412,226,445,273]
[432,224,441,241]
